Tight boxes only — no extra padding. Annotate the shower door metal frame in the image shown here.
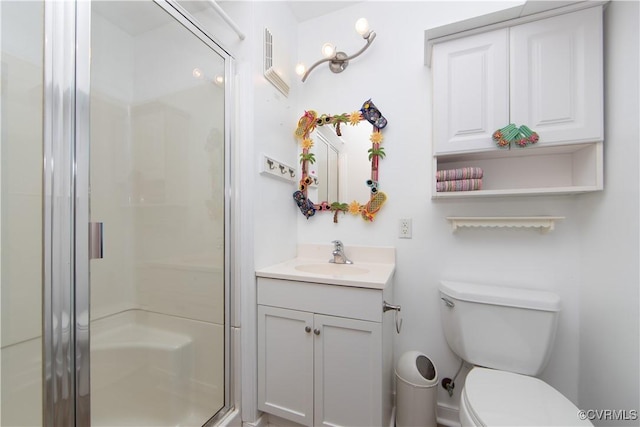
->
[75,1,91,425]
[43,0,82,425]
[44,1,235,425]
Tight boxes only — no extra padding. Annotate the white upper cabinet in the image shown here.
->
[433,5,603,155]
[433,29,509,153]
[428,3,604,197]
[510,6,603,145]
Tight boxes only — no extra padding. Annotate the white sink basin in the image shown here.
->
[294,263,369,276]
[255,244,396,289]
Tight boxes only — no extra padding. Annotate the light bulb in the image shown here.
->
[295,63,306,76]
[355,18,370,36]
[321,43,336,58]
[192,68,203,79]
[214,75,224,85]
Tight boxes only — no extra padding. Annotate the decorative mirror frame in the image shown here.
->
[293,99,388,223]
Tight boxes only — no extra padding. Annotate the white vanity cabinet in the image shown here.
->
[430,4,604,197]
[257,277,394,427]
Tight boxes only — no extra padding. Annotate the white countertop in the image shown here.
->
[255,244,396,289]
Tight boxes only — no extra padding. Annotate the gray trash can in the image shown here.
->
[395,351,438,427]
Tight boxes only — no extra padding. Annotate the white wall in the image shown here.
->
[205,1,638,424]
[292,1,637,416]
[578,1,640,425]
[248,4,300,271]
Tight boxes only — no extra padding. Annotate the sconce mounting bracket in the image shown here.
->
[329,52,349,74]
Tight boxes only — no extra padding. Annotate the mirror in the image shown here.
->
[312,127,341,203]
[292,99,388,223]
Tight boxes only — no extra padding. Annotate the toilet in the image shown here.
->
[439,281,592,426]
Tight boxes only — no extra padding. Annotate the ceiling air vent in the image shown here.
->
[264,28,290,97]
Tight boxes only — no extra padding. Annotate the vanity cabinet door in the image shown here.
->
[257,304,384,427]
[433,28,509,154]
[313,314,382,427]
[257,305,314,426]
[510,6,603,146]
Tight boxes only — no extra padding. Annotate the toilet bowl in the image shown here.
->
[459,368,591,427]
[439,281,591,426]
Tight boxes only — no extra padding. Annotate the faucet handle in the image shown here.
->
[331,240,343,250]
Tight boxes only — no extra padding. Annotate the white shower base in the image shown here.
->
[90,309,224,427]
[1,309,223,426]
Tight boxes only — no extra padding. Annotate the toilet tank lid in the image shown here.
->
[439,281,561,312]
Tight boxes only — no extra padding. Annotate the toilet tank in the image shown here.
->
[439,281,561,376]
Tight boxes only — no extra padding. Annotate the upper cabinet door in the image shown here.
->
[433,29,509,154]
[510,7,603,145]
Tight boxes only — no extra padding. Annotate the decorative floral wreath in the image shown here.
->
[293,99,388,223]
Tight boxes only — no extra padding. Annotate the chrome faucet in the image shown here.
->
[329,240,353,264]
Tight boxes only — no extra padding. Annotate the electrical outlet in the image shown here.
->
[399,218,412,239]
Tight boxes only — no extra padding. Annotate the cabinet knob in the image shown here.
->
[305,326,311,333]
[314,328,320,335]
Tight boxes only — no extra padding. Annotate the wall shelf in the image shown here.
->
[446,216,565,233]
[432,126,603,200]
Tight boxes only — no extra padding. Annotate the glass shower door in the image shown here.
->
[88,1,228,425]
[0,1,44,426]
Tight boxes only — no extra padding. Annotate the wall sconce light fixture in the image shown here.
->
[296,18,376,82]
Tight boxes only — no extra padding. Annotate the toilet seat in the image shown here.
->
[460,368,592,426]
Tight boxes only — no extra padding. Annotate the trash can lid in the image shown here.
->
[396,351,438,386]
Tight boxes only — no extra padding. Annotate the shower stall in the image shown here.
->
[1,0,233,425]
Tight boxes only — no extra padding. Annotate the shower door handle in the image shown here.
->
[89,222,104,259]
